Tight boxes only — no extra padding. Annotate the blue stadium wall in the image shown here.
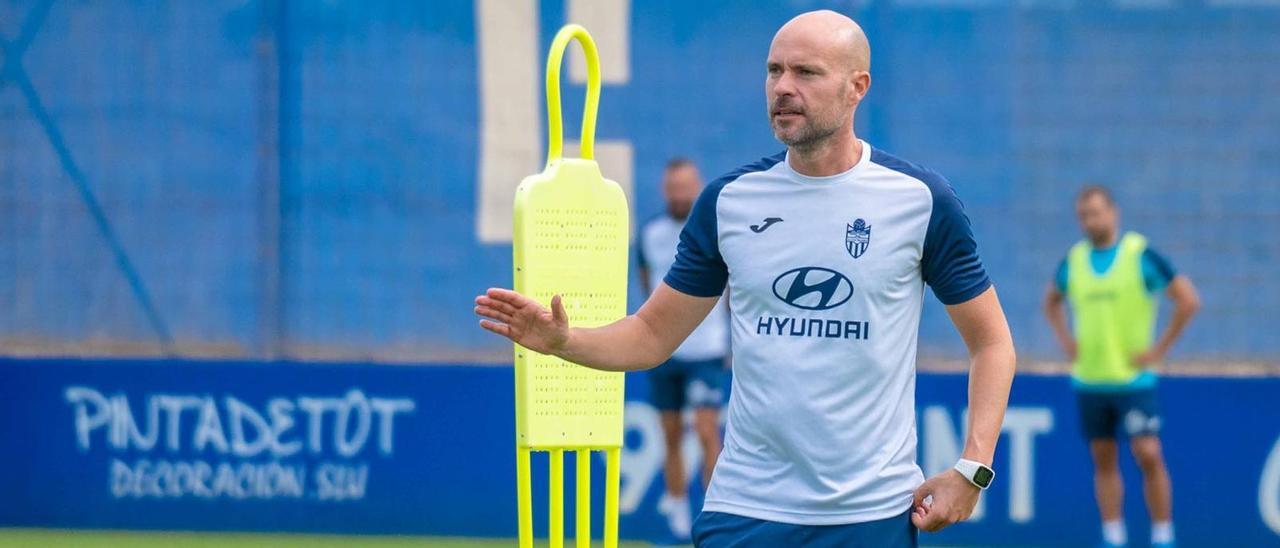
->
[2,357,1280,546]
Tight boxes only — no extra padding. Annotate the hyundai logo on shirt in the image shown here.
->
[772,267,854,310]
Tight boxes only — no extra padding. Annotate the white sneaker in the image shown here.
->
[658,494,692,540]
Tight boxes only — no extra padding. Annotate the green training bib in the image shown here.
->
[1067,232,1158,385]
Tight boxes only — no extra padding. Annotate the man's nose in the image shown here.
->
[771,71,797,98]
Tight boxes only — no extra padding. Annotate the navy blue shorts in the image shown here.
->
[649,357,726,411]
[1076,388,1162,440]
[692,510,917,547]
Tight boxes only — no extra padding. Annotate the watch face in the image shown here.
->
[974,466,994,488]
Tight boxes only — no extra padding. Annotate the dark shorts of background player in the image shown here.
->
[693,509,917,548]
[649,357,726,412]
[1075,388,1163,439]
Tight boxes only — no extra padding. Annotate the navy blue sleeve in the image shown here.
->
[1141,247,1177,292]
[1054,258,1068,293]
[662,184,728,297]
[921,179,992,305]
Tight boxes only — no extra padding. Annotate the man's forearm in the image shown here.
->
[556,314,670,372]
[1154,305,1195,355]
[549,283,719,372]
[1042,294,1073,353]
[1153,276,1200,356]
[962,342,1017,465]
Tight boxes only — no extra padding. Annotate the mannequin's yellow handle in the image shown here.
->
[544,24,601,164]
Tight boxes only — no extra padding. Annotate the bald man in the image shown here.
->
[476,10,1015,546]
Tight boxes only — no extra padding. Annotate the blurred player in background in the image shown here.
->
[1043,185,1200,548]
[477,10,1016,546]
[636,158,730,541]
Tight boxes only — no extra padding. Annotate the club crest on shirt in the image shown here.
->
[845,218,871,259]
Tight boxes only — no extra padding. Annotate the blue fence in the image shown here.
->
[1,1,1278,361]
[2,357,1279,546]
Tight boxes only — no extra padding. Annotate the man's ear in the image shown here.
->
[852,71,871,103]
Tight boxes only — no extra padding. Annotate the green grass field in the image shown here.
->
[0,529,656,547]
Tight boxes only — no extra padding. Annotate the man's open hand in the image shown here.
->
[474,288,570,355]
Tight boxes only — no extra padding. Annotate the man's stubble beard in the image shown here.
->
[773,116,842,153]
[771,83,850,153]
